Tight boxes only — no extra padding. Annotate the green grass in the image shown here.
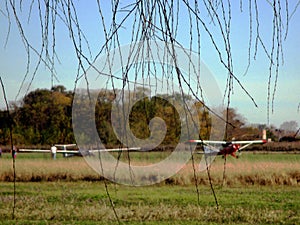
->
[0,182,299,224]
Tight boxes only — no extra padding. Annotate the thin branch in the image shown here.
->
[0,76,16,219]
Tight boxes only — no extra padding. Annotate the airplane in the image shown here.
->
[19,144,77,153]
[189,129,268,157]
[19,144,78,158]
[19,144,141,158]
[187,139,267,158]
[187,130,268,170]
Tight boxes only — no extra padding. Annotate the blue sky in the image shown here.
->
[0,1,300,128]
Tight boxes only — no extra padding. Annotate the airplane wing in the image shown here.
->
[19,149,51,153]
[188,140,226,144]
[19,149,81,154]
[188,139,266,145]
[231,139,267,150]
[231,140,267,144]
[88,147,141,153]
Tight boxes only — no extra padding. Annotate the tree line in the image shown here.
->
[0,85,267,147]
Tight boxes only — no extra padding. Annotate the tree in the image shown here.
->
[51,85,67,93]
[0,110,11,145]
[280,121,298,133]
[95,90,119,146]
[223,108,245,140]
[194,102,212,140]
[278,121,299,141]
[13,87,74,145]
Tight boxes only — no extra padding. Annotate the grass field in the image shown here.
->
[0,151,299,224]
[1,182,299,224]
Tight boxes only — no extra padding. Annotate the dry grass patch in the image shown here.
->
[0,152,299,185]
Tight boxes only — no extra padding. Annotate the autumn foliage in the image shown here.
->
[0,86,264,146]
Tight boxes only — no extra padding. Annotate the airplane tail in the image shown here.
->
[262,129,271,142]
[199,146,218,171]
[263,129,267,141]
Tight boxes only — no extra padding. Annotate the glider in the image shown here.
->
[19,144,141,158]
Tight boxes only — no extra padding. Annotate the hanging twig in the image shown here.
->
[222,155,227,188]
[203,145,219,209]
[190,147,201,205]
[1,0,297,221]
[0,76,16,219]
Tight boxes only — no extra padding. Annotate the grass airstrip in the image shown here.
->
[0,151,299,224]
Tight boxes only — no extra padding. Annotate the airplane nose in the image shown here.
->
[233,144,240,150]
